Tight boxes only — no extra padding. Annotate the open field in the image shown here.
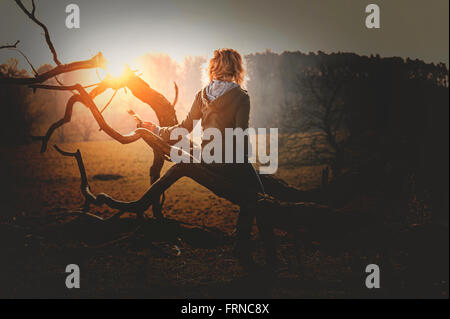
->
[0,139,447,298]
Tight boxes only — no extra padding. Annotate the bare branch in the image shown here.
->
[0,52,107,84]
[29,83,77,91]
[0,40,20,49]
[31,0,36,16]
[172,82,179,107]
[8,48,38,76]
[100,89,118,114]
[53,140,333,239]
[32,94,82,152]
[15,0,61,65]
[53,145,96,207]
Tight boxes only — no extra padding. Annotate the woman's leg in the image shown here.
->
[234,202,277,269]
[233,203,257,268]
[256,211,277,268]
[236,205,255,243]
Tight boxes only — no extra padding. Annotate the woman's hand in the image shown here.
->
[128,108,159,133]
[138,121,158,133]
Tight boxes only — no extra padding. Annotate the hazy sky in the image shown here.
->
[0,0,448,72]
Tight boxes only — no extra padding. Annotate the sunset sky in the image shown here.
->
[0,0,448,73]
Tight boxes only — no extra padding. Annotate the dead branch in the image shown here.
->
[9,48,38,76]
[112,71,179,218]
[28,82,171,158]
[53,145,96,205]
[100,89,118,114]
[53,139,334,234]
[0,52,107,85]
[53,143,179,214]
[29,84,78,91]
[172,82,179,107]
[30,68,178,218]
[0,39,38,75]
[6,0,177,220]
[0,40,20,50]
[121,70,178,126]
[15,0,61,65]
[32,94,82,152]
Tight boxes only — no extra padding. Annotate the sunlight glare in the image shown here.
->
[107,59,126,77]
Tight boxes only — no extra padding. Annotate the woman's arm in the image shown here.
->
[234,94,251,161]
[159,91,203,141]
[234,94,250,129]
[129,91,203,141]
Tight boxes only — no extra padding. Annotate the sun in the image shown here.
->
[107,59,126,77]
[95,55,131,83]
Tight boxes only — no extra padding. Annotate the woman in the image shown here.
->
[139,49,274,269]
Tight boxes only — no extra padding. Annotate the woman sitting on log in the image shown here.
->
[136,48,275,270]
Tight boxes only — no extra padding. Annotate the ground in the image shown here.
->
[0,139,447,298]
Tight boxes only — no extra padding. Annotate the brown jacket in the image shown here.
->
[160,86,262,193]
[159,86,250,144]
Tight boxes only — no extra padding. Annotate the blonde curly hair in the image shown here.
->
[208,48,244,85]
